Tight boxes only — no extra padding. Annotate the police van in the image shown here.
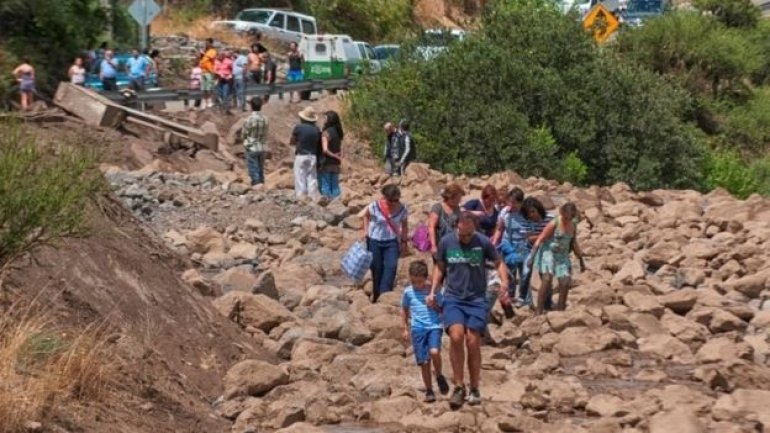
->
[299,34,370,80]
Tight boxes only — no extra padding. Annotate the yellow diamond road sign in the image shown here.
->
[583,3,620,43]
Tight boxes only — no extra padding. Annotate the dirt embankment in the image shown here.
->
[2,163,270,432]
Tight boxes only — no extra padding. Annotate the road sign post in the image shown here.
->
[582,3,620,44]
[128,0,161,49]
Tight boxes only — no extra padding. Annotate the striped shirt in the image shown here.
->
[523,212,555,244]
[367,201,408,241]
[243,112,269,153]
[401,286,443,330]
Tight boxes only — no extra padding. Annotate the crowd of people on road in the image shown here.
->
[194,37,301,113]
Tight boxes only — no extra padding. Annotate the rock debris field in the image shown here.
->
[103,123,770,433]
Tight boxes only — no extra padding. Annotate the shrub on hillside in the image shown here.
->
[348,0,707,190]
[0,121,102,266]
[702,149,759,199]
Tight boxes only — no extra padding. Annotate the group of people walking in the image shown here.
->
[240,98,343,200]
[357,181,587,408]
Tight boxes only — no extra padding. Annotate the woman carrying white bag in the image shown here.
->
[353,184,409,303]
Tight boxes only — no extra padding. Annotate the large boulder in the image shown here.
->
[212,268,258,293]
[613,260,646,284]
[554,327,622,357]
[659,288,698,315]
[724,269,770,299]
[648,408,705,433]
[712,389,770,427]
[638,334,695,363]
[213,292,294,332]
[223,360,289,400]
[696,337,754,365]
[623,292,665,318]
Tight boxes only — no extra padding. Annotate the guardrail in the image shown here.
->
[98,78,355,104]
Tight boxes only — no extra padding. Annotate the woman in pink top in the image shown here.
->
[214,50,234,113]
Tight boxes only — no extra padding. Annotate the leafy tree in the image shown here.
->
[348,0,707,190]
[0,0,108,102]
[692,0,761,28]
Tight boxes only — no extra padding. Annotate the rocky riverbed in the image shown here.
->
[101,142,770,433]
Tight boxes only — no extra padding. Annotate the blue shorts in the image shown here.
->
[443,295,487,334]
[287,70,304,82]
[411,328,442,365]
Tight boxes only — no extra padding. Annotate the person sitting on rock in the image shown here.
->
[361,184,409,303]
[528,202,586,314]
[427,212,510,409]
[401,260,450,403]
[242,97,269,185]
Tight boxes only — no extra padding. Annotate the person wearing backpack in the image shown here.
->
[395,119,415,176]
[491,188,528,303]
[428,183,465,258]
[361,184,410,303]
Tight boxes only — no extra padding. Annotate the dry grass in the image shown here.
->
[0,309,114,433]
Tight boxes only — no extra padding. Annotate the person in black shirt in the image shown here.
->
[290,107,321,199]
[261,51,277,103]
[318,110,344,198]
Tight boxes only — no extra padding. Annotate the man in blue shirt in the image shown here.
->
[99,50,119,92]
[232,49,249,112]
[427,212,509,410]
[127,48,149,91]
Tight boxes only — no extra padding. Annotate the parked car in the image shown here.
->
[299,34,363,80]
[354,41,381,74]
[373,44,400,61]
[416,28,467,60]
[210,9,317,44]
[84,53,158,91]
[621,0,666,27]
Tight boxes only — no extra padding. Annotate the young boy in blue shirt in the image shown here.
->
[401,260,450,402]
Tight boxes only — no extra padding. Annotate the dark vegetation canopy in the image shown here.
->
[0,0,768,197]
[348,0,770,197]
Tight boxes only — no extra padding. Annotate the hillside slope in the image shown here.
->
[2,185,269,432]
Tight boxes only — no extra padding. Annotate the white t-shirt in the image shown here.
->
[70,65,86,85]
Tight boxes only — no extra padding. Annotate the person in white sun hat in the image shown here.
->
[290,107,321,199]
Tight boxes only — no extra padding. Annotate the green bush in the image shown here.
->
[0,120,103,266]
[724,88,770,154]
[750,156,770,196]
[702,149,758,199]
[349,0,707,190]
[693,0,761,28]
[303,0,416,42]
[0,0,108,103]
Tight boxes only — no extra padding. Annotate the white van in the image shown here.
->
[210,9,317,45]
[299,34,364,80]
[354,41,381,74]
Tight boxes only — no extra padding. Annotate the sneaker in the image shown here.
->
[449,386,466,410]
[467,388,481,406]
[436,374,450,395]
[424,389,436,403]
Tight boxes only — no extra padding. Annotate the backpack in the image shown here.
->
[399,131,416,163]
[411,224,432,252]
